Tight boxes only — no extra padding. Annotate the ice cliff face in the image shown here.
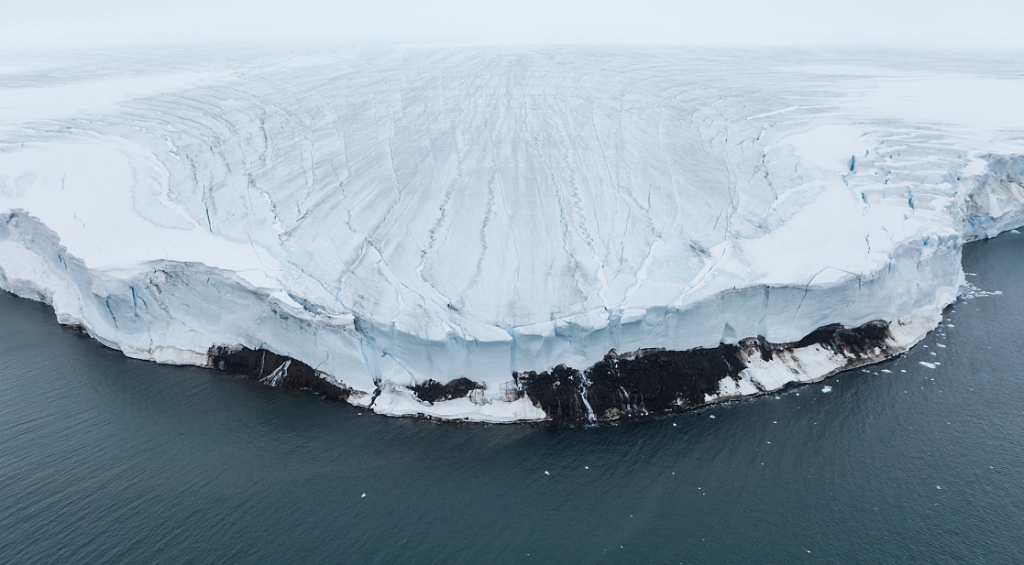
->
[1,47,1022,423]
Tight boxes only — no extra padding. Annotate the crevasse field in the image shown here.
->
[1,46,1023,422]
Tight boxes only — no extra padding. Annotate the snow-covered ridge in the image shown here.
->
[1,47,1022,422]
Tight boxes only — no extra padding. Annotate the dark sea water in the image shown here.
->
[2,232,1023,565]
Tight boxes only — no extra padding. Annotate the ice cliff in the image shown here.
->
[1,47,1022,423]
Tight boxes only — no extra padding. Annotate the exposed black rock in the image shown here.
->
[207,319,894,424]
[515,344,744,424]
[515,320,893,425]
[788,320,891,357]
[410,377,481,404]
[209,345,351,400]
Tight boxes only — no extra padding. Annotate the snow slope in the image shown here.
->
[1,46,1022,422]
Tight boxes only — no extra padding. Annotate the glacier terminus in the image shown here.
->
[1,46,1023,423]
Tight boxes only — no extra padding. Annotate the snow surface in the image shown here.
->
[1,47,1023,421]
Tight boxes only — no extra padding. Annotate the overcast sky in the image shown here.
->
[2,0,1023,51]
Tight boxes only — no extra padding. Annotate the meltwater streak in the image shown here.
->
[1,231,1023,564]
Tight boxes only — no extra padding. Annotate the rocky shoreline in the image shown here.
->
[205,317,915,426]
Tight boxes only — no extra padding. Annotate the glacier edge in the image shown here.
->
[1,156,1016,423]
[2,48,1023,423]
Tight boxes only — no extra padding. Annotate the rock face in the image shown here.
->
[1,46,1023,422]
[516,319,898,424]
[209,345,352,400]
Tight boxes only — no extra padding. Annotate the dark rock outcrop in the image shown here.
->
[410,377,482,404]
[206,319,894,425]
[515,320,893,425]
[209,345,351,400]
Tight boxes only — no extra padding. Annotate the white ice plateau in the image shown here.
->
[1,46,1022,422]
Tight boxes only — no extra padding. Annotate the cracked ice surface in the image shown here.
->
[1,46,1023,420]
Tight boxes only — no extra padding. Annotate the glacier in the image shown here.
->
[1,46,1023,423]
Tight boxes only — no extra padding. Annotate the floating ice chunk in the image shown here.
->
[936,343,946,348]
[919,362,937,369]
[361,493,366,498]
[709,415,715,419]
[822,386,833,393]
[881,369,892,373]
[544,471,549,475]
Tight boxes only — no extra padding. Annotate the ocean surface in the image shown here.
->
[1,231,1022,565]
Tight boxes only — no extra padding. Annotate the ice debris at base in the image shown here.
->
[822,386,833,393]
[1,46,1024,423]
[959,281,1003,300]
